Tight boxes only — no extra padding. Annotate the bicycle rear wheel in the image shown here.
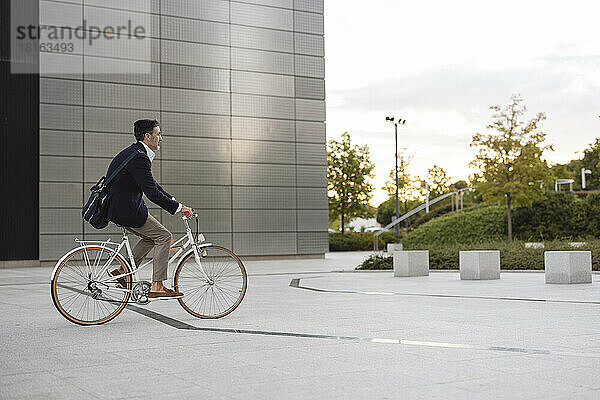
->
[174,245,247,319]
[51,246,132,326]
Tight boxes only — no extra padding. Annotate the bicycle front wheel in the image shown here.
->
[174,245,247,319]
[51,246,132,326]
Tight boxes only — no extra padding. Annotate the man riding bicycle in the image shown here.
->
[106,119,192,300]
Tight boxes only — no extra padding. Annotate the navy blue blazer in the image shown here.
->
[106,142,179,228]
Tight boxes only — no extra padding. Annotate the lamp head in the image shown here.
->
[386,116,394,122]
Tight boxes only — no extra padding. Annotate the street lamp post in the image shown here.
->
[385,116,406,242]
[582,168,591,189]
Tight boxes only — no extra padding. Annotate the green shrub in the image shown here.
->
[356,239,600,270]
[403,205,506,247]
[358,254,393,269]
[329,233,381,251]
[409,201,475,230]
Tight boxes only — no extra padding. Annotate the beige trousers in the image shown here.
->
[126,213,173,282]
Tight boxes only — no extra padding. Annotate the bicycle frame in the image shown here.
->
[76,214,213,292]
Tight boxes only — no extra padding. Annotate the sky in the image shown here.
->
[323,0,600,206]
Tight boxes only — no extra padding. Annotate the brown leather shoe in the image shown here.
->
[148,287,184,300]
[110,269,128,288]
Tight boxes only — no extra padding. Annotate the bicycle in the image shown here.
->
[50,211,248,326]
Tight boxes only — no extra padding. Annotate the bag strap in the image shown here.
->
[103,149,143,187]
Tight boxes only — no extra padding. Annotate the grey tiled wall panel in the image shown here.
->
[85,58,160,87]
[162,64,229,92]
[295,33,324,56]
[40,104,83,130]
[297,187,327,209]
[233,232,297,255]
[38,0,327,258]
[297,231,328,254]
[232,71,294,97]
[295,77,325,100]
[296,99,325,121]
[297,209,328,231]
[162,137,231,162]
[40,130,83,156]
[162,209,231,233]
[40,0,82,27]
[83,6,160,39]
[231,25,293,53]
[40,156,83,182]
[294,0,324,13]
[85,37,160,62]
[231,2,293,31]
[162,16,229,45]
[232,48,294,75]
[40,208,82,234]
[294,11,324,35]
[232,94,295,119]
[200,233,233,251]
[86,0,160,14]
[234,0,293,8]
[296,143,326,165]
[295,55,325,78]
[297,165,326,187]
[161,185,232,209]
[231,117,295,142]
[162,88,230,115]
[296,121,325,143]
[233,186,296,209]
[234,209,296,232]
[84,82,160,110]
[85,107,160,133]
[40,53,83,79]
[161,113,231,139]
[40,182,82,207]
[161,161,231,185]
[40,78,83,105]
[232,140,295,164]
[40,234,83,261]
[83,132,137,158]
[162,41,230,69]
[233,163,296,186]
[162,0,230,23]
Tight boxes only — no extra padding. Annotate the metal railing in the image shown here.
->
[373,187,473,251]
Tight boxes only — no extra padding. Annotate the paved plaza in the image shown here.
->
[2,251,600,399]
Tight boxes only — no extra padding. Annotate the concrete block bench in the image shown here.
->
[544,251,592,284]
[525,242,544,249]
[393,251,429,277]
[387,243,403,252]
[459,251,500,280]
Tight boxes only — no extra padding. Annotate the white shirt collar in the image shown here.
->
[140,141,155,163]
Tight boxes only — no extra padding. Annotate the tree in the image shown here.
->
[380,154,419,229]
[418,165,451,199]
[328,132,375,234]
[580,138,600,188]
[470,95,553,242]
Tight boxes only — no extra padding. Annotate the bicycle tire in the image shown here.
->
[51,246,132,326]
[174,245,247,319]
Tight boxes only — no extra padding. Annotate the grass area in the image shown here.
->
[356,239,600,270]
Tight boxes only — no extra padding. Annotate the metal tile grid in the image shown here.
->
[39,0,326,259]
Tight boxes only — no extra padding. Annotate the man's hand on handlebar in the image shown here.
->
[180,205,193,217]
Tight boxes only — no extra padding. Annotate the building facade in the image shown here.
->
[1,0,328,263]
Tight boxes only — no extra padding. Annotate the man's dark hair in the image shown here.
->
[134,119,159,141]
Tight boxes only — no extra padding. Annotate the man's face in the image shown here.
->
[145,126,162,151]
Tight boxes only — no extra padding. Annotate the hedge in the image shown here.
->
[402,205,506,247]
[356,240,600,271]
[329,231,399,251]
